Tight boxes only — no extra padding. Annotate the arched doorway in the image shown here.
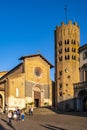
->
[0,94,3,107]
[83,97,87,111]
[34,86,41,107]
[78,90,87,111]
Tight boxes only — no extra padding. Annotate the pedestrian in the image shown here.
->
[17,108,21,120]
[21,111,25,121]
[13,111,17,121]
[31,107,33,116]
[29,107,31,116]
[7,110,12,124]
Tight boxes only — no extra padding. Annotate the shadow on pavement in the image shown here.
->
[1,118,16,130]
[45,106,87,118]
[57,111,87,118]
[0,124,7,130]
[40,123,67,130]
[36,106,87,118]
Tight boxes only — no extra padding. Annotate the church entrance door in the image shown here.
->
[34,99,39,107]
[34,91,41,107]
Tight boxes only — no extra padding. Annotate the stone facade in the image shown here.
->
[0,54,53,111]
[55,21,80,111]
[74,44,87,111]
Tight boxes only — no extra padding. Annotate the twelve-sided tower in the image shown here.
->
[55,21,80,111]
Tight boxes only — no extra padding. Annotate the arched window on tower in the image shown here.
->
[58,41,62,46]
[68,55,70,59]
[59,91,62,97]
[59,48,62,54]
[72,48,76,52]
[65,55,70,60]
[67,39,69,44]
[74,40,76,45]
[71,40,73,44]
[59,70,62,76]
[59,83,62,89]
[65,40,67,44]
[65,48,69,52]
[72,55,76,60]
[59,56,62,61]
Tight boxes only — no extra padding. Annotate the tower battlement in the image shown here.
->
[56,21,79,28]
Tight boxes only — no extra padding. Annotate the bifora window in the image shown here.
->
[34,67,42,77]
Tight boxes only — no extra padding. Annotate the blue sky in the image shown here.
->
[0,0,87,80]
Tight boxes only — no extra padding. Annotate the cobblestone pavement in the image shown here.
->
[0,112,87,130]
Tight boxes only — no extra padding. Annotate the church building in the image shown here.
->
[0,54,53,111]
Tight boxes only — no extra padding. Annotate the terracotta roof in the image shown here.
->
[19,54,54,68]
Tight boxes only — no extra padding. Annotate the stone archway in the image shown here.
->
[78,90,87,111]
[83,96,87,111]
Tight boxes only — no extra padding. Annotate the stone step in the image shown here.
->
[33,107,56,115]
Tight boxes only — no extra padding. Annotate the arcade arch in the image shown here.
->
[77,90,87,111]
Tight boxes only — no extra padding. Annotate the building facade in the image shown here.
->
[0,54,53,111]
[55,21,80,111]
[74,44,87,111]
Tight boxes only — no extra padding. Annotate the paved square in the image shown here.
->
[0,112,87,130]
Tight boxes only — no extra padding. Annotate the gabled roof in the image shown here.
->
[0,54,54,81]
[19,54,54,68]
[0,63,22,80]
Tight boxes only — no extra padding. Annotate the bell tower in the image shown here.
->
[55,21,80,111]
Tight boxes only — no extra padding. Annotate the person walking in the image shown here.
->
[7,110,12,124]
[21,111,25,121]
[13,111,17,121]
[17,109,21,120]
[31,107,33,116]
[29,107,31,116]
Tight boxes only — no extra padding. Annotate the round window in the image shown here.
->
[34,67,42,77]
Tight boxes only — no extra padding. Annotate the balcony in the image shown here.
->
[74,81,87,89]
